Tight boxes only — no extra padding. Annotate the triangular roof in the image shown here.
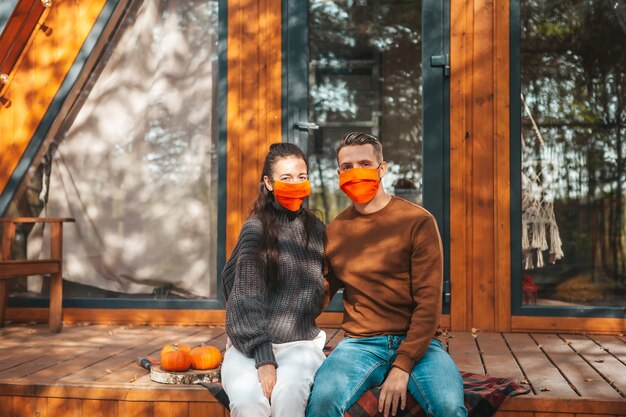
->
[0,0,131,215]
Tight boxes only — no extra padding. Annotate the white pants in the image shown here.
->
[221,331,326,417]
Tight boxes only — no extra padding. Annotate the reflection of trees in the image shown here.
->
[522,0,626,289]
[308,0,423,221]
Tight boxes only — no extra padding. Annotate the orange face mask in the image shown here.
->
[339,167,380,204]
[273,180,311,211]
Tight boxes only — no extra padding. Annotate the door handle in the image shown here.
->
[430,54,450,77]
[294,121,320,131]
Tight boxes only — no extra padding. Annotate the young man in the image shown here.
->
[306,132,466,417]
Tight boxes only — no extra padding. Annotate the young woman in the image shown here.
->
[221,143,327,417]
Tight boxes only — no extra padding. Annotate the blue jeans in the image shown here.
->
[306,336,467,417]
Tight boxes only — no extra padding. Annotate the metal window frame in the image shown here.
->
[510,0,624,319]
[6,0,228,310]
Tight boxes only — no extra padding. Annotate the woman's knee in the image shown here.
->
[272,378,310,403]
[229,394,271,417]
[270,381,309,416]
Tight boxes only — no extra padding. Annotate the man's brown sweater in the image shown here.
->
[325,196,443,373]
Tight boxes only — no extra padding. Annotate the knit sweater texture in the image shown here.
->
[324,196,443,374]
[222,208,325,368]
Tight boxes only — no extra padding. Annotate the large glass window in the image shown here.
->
[9,0,220,302]
[519,0,626,308]
[307,0,424,222]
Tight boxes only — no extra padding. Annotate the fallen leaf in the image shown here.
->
[539,387,551,392]
[520,380,529,385]
[130,374,138,383]
[594,359,604,363]
[584,378,593,382]
[105,369,112,374]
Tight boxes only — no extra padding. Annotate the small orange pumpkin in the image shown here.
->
[160,344,191,372]
[190,345,222,370]
[161,343,191,358]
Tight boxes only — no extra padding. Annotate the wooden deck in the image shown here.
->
[0,324,624,416]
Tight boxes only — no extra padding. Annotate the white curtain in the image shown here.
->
[44,0,219,298]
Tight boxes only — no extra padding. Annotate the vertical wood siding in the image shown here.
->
[226,0,282,256]
[450,0,511,331]
[0,397,230,417]
[1,395,623,416]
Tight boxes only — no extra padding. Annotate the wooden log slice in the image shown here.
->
[150,366,221,385]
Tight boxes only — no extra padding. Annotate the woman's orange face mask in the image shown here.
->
[273,180,311,211]
[339,166,380,204]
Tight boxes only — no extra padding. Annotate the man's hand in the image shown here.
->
[378,367,409,417]
[258,364,277,401]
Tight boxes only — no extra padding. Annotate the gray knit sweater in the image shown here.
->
[222,209,325,368]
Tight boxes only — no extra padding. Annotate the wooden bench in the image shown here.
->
[0,217,75,332]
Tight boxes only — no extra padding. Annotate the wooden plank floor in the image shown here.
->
[0,324,624,416]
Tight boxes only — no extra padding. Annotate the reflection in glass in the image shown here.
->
[520,0,626,307]
[11,0,219,300]
[308,0,423,222]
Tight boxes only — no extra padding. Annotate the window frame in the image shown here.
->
[510,0,625,319]
[282,0,451,313]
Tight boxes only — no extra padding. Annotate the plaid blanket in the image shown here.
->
[202,371,530,417]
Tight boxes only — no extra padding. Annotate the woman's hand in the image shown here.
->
[258,364,277,401]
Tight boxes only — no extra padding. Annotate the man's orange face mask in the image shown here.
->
[273,180,311,211]
[339,166,380,204]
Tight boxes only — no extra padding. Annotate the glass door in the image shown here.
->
[283,0,450,310]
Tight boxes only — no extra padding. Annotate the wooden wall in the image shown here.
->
[0,0,623,334]
[449,0,512,332]
[448,0,625,334]
[0,0,108,204]
[2,395,625,417]
[226,0,282,256]
[0,396,229,417]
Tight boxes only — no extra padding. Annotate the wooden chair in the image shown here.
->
[0,217,75,332]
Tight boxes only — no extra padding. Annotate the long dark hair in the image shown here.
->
[250,142,319,291]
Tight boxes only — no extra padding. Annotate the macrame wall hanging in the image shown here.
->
[521,94,564,269]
